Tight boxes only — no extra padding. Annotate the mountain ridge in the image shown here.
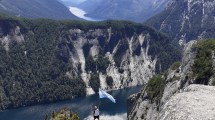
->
[145,0,215,42]
[0,0,80,20]
[76,0,170,22]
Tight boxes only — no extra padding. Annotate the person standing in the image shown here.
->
[93,106,99,120]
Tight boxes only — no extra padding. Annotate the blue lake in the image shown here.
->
[0,86,142,120]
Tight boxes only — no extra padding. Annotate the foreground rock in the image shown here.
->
[159,85,215,120]
[128,84,215,120]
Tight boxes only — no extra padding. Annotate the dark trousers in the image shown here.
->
[94,115,99,120]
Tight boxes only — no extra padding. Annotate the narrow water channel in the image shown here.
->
[0,86,142,120]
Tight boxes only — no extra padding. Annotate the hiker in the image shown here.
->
[93,106,99,120]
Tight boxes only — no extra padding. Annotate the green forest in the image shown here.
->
[192,40,215,85]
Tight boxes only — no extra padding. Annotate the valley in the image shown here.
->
[0,0,215,120]
[0,86,141,120]
[60,0,171,22]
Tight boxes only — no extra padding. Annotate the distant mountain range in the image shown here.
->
[0,0,80,20]
[145,0,215,42]
[76,0,171,22]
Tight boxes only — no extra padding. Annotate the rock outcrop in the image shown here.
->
[128,39,215,120]
[159,85,215,120]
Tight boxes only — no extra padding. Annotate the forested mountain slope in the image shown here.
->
[0,15,180,109]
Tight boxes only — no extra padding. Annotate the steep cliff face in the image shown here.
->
[63,28,158,94]
[146,0,215,43]
[59,24,179,94]
[0,16,180,109]
[128,39,215,120]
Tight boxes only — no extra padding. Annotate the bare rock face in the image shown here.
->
[0,26,24,51]
[159,85,215,120]
[66,28,158,94]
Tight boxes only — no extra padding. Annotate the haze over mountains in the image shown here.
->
[0,0,172,22]
[77,0,170,22]
[0,0,79,20]
[58,0,171,22]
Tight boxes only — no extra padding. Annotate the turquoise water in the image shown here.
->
[0,86,142,120]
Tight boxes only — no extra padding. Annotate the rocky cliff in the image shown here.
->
[0,15,180,109]
[146,0,215,43]
[128,39,215,120]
